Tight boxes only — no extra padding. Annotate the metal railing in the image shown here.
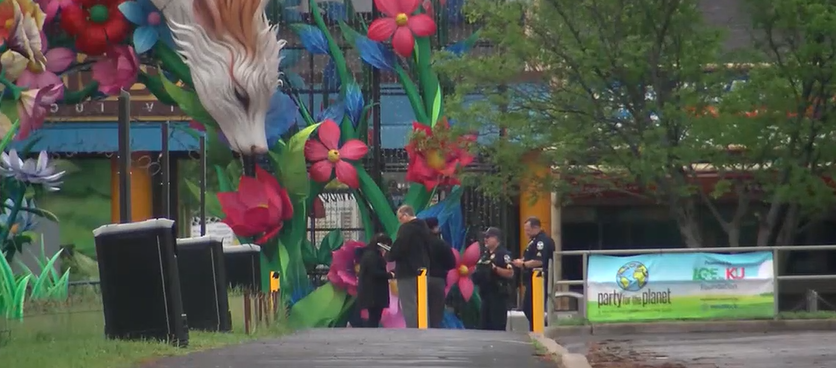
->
[546,245,836,324]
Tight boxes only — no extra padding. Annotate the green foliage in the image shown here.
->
[287,282,348,328]
[302,229,345,269]
[13,239,70,301]
[0,251,30,320]
[441,0,836,247]
[272,123,321,199]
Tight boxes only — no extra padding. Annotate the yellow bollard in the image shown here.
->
[270,271,280,293]
[532,268,544,333]
[417,268,428,329]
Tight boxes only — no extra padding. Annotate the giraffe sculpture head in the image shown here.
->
[154,0,286,155]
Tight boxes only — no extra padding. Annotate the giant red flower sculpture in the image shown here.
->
[405,121,475,190]
[60,0,131,55]
[367,0,436,57]
[445,242,480,302]
[304,119,369,188]
[217,166,293,244]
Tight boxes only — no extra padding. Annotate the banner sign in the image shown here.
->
[587,252,775,322]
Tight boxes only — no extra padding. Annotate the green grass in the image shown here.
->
[554,310,836,326]
[0,290,289,368]
[587,294,774,322]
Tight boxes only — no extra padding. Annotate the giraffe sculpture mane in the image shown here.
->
[152,0,286,155]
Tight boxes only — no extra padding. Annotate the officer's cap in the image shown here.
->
[483,227,502,239]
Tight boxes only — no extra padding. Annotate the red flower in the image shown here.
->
[367,0,436,57]
[60,0,131,55]
[217,166,293,244]
[405,121,475,190]
[304,119,369,188]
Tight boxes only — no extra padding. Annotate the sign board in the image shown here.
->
[189,217,240,247]
[586,252,774,322]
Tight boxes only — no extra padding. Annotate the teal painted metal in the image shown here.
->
[7,122,200,153]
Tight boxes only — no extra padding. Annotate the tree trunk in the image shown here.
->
[671,197,703,248]
[776,204,800,246]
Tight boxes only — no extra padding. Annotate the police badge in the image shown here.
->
[537,241,544,250]
[504,254,512,263]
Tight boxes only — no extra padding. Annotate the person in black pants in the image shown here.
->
[512,217,555,331]
[425,217,456,328]
[357,233,395,327]
[473,227,515,330]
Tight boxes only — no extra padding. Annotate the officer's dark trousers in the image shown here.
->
[480,292,509,331]
[522,280,548,331]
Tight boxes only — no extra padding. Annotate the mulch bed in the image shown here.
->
[585,341,713,368]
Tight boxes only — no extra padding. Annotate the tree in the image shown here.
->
[440,0,737,247]
[717,0,836,246]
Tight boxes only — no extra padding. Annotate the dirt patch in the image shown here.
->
[585,341,714,368]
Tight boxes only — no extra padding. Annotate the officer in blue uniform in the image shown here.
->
[512,217,556,331]
[472,227,515,330]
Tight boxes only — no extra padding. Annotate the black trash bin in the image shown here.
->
[223,244,262,292]
[176,236,232,332]
[93,218,189,346]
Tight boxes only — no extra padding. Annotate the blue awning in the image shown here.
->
[8,121,199,153]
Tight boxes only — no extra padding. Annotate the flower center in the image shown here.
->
[147,11,161,26]
[395,13,408,26]
[458,265,469,276]
[89,4,109,24]
[327,149,340,163]
[354,263,360,274]
[426,150,446,170]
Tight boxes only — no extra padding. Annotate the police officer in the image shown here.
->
[472,227,515,331]
[512,217,556,331]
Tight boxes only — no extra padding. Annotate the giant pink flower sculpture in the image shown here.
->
[91,45,139,95]
[328,240,364,296]
[445,242,480,302]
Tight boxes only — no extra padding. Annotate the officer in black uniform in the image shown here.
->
[472,227,515,331]
[512,217,556,331]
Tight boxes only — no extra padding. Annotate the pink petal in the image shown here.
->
[462,242,481,266]
[338,139,369,161]
[445,269,458,296]
[391,27,415,57]
[304,139,330,161]
[407,13,436,37]
[372,0,400,17]
[15,71,37,89]
[317,119,341,150]
[309,160,335,183]
[458,278,474,302]
[451,247,460,264]
[45,47,76,72]
[334,160,359,188]
[368,18,397,42]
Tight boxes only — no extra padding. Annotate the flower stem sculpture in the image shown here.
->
[33,0,481,328]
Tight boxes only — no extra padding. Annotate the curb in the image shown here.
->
[546,319,836,337]
[530,332,591,368]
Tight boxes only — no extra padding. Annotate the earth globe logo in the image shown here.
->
[616,261,649,291]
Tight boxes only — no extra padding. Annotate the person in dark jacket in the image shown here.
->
[425,217,456,328]
[387,205,432,328]
[356,233,395,328]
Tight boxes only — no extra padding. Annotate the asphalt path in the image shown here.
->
[558,331,836,368]
[142,328,555,368]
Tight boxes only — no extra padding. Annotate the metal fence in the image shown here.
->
[547,245,836,324]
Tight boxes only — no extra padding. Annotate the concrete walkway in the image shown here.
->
[146,329,554,368]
